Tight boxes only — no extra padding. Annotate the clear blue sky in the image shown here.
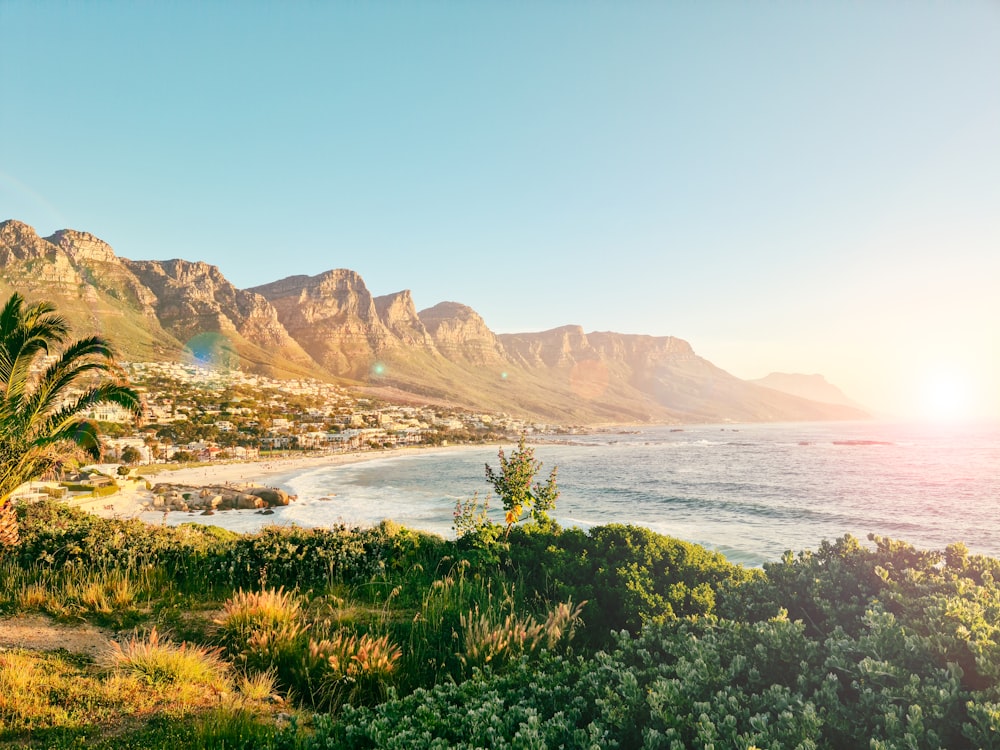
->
[2,2,998,418]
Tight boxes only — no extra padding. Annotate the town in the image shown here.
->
[91,361,571,466]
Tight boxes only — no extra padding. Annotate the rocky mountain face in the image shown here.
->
[0,221,176,361]
[250,270,402,378]
[0,219,869,424]
[124,258,323,378]
[419,302,507,364]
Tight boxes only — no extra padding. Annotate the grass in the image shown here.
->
[0,558,155,627]
[0,499,738,748]
[105,627,227,692]
[0,634,293,749]
[0,648,160,746]
[0,554,562,747]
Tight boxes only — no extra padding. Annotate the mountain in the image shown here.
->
[0,220,179,362]
[750,372,867,411]
[0,219,869,424]
[124,258,323,379]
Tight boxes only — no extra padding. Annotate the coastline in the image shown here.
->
[80,443,495,526]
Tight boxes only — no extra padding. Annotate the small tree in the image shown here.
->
[120,446,142,465]
[484,434,559,536]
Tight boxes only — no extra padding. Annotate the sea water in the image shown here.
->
[146,421,1000,566]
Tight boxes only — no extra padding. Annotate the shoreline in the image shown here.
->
[81,443,495,524]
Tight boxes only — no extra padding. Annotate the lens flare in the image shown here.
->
[183,332,239,372]
[371,362,386,377]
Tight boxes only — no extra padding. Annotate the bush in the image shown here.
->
[505,523,760,643]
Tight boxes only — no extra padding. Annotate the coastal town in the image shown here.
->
[7,359,573,514]
[8,358,580,516]
[92,361,567,466]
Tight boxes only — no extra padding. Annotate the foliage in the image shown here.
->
[484,434,559,534]
[0,293,142,547]
[120,446,143,465]
[8,496,1000,749]
[452,491,496,540]
[504,523,760,643]
[11,500,421,594]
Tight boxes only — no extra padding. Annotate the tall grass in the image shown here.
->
[214,587,309,689]
[460,597,586,672]
[0,558,161,626]
[297,632,402,710]
[105,627,228,692]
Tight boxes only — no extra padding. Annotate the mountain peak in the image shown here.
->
[45,229,117,263]
[0,219,44,252]
[0,217,871,424]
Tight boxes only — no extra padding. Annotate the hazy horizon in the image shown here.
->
[2,3,997,420]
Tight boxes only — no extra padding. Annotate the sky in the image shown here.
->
[1,2,998,420]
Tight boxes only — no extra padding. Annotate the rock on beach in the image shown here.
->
[147,483,295,513]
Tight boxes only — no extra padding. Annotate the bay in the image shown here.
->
[172,421,1000,567]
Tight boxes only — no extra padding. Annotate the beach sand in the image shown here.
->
[77,444,490,524]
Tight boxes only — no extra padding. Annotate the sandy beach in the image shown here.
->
[76,443,493,524]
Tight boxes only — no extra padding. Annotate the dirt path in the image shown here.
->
[0,614,114,657]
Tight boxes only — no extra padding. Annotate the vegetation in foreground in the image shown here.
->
[0,293,996,748]
[1,498,999,749]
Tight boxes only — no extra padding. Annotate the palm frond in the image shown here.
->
[31,421,102,461]
[0,296,71,404]
[0,292,141,523]
[38,383,144,438]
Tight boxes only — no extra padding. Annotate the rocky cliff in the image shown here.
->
[0,220,176,360]
[374,290,438,350]
[125,259,322,378]
[419,302,507,364]
[0,219,869,424]
[250,270,399,378]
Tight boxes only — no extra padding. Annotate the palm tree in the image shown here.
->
[0,293,143,547]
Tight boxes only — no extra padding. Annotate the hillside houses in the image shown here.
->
[92,362,561,463]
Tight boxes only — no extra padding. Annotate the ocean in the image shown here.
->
[146,421,1000,567]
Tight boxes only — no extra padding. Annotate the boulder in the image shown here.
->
[247,487,292,507]
[236,494,265,510]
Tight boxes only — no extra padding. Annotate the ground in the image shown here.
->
[0,614,113,657]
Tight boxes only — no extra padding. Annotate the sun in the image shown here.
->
[917,369,974,422]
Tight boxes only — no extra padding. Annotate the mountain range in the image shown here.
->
[0,219,868,425]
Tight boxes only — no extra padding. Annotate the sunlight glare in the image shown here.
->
[918,369,974,422]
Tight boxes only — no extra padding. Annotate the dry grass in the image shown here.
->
[460,598,586,671]
[0,648,157,738]
[104,627,229,697]
[214,587,304,653]
[236,669,280,703]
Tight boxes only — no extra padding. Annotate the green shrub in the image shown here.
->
[505,523,760,643]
